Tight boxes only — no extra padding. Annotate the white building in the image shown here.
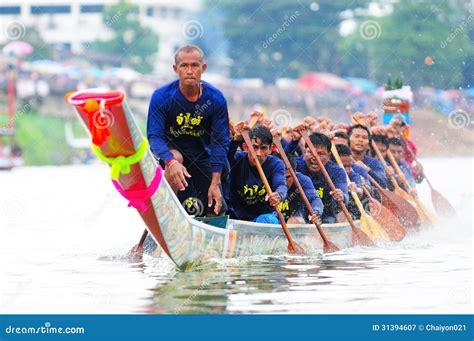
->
[0,0,202,76]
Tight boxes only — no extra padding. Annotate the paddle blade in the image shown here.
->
[360,213,390,241]
[369,200,406,241]
[288,241,306,255]
[352,226,374,247]
[378,188,420,230]
[431,188,456,217]
[323,240,340,253]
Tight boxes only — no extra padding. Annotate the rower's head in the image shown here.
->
[304,132,331,173]
[388,137,404,162]
[335,144,352,174]
[333,131,349,146]
[371,134,389,159]
[243,125,273,166]
[173,45,207,87]
[348,124,371,155]
[390,114,407,135]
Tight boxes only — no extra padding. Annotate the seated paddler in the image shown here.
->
[229,123,287,224]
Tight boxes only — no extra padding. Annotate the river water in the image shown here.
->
[1,158,472,314]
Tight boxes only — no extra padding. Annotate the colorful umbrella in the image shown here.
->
[2,41,33,56]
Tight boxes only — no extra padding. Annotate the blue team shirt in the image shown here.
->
[147,80,230,173]
[399,160,416,188]
[362,155,390,188]
[352,163,371,190]
[279,172,324,222]
[296,157,348,223]
[230,151,287,221]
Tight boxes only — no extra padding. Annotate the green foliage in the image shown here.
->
[92,0,159,73]
[342,0,473,88]
[15,114,73,165]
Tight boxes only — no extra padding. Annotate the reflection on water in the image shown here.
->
[0,159,472,314]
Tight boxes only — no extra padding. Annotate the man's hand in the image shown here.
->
[290,128,302,142]
[386,166,395,177]
[351,112,367,126]
[366,112,379,127]
[168,161,191,191]
[233,120,249,141]
[308,213,321,226]
[266,192,281,207]
[208,182,222,215]
[330,188,344,202]
[348,181,358,193]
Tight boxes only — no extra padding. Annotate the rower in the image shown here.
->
[388,137,417,192]
[390,114,424,183]
[275,153,323,224]
[229,124,287,223]
[335,144,367,219]
[296,132,348,224]
[147,45,229,216]
[348,124,393,190]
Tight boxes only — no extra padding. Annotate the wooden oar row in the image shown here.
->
[331,144,405,242]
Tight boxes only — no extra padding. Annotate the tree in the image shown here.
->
[92,0,159,73]
[341,0,473,88]
[206,0,369,82]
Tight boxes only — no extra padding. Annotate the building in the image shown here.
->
[0,0,202,76]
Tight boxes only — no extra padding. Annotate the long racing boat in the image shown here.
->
[66,89,355,270]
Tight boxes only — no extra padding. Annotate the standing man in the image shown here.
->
[147,45,229,216]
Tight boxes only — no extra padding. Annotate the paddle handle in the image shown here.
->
[386,149,413,192]
[241,130,296,244]
[299,130,360,233]
[371,140,400,189]
[273,136,331,245]
[330,144,366,215]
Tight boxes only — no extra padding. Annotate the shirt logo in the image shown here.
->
[241,184,266,204]
[316,187,324,198]
[170,112,205,137]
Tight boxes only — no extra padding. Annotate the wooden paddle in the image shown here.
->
[295,126,374,247]
[385,149,437,225]
[331,143,390,242]
[241,128,305,255]
[272,133,340,253]
[366,173,420,230]
[401,137,456,217]
[370,141,426,227]
[361,184,406,241]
